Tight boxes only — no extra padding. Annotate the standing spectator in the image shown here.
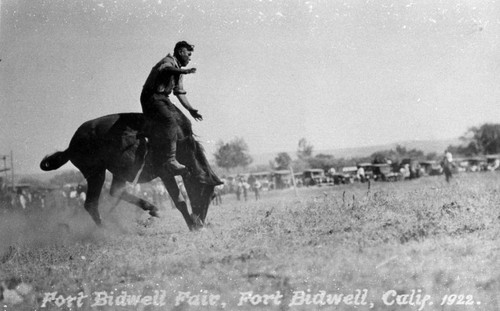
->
[356,166,366,182]
[212,184,223,205]
[76,184,87,208]
[17,188,27,210]
[253,180,261,201]
[441,150,454,183]
[445,150,453,162]
[247,174,256,187]
[242,180,250,201]
[236,179,243,201]
[78,190,86,208]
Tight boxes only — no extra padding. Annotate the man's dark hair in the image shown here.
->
[174,41,194,54]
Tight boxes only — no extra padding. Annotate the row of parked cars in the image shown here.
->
[225,155,500,190]
[455,155,500,172]
[301,154,500,186]
[304,164,402,186]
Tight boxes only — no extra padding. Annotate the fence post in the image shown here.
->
[289,166,298,197]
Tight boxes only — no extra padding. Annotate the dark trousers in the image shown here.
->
[140,91,191,165]
[141,92,179,142]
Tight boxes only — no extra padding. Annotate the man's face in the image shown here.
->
[177,48,192,67]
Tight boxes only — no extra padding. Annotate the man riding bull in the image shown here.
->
[140,41,203,175]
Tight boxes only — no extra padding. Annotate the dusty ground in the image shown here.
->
[1,172,499,310]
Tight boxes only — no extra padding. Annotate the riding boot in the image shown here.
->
[165,139,186,175]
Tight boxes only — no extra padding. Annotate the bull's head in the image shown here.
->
[178,136,223,229]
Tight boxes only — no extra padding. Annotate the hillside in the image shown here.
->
[251,138,461,165]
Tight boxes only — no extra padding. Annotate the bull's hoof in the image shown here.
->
[190,214,204,230]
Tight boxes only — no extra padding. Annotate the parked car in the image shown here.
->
[372,164,400,181]
[272,170,293,189]
[486,155,500,171]
[341,166,358,182]
[420,161,443,176]
[331,173,354,185]
[303,169,331,186]
[356,163,374,180]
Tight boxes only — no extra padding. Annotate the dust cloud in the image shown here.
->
[0,200,142,258]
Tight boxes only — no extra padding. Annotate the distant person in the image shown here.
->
[212,184,223,205]
[76,184,86,207]
[69,186,78,199]
[441,150,454,183]
[356,166,366,182]
[140,41,202,175]
[236,179,243,201]
[445,150,453,163]
[247,174,256,187]
[253,180,261,201]
[261,179,270,191]
[403,164,411,179]
[18,189,27,210]
[243,180,250,201]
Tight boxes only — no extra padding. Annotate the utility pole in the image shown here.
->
[289,166,298,197]
[10,151,14,190]
[0,153,13,191]
[1,155,7,190]
[2,155,6,177]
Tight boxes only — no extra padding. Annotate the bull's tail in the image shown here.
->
[40,150,70,171]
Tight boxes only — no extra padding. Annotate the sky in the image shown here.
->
[1,0,500,174]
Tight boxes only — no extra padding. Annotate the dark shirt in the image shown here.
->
[142,54,186,96]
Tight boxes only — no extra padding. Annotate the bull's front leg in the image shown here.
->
[109,177,159,218]
[160,175,197,230]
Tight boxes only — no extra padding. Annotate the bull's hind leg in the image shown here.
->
[84,170,106,226]
[161,175,196,230]
[109,177,159,217]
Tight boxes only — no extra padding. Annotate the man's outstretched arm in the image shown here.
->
[176,94,203,121]
[160,65,196,75]
[173,71,202,121]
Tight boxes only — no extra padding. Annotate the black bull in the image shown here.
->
[40,113,222,230]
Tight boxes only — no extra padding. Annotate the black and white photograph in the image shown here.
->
[1,0,500,310]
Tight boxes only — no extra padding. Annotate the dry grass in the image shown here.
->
[1,172,500,310]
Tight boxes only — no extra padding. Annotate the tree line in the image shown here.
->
[213,123,500,174]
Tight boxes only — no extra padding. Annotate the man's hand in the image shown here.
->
[183,68,197,74]
[189,109,203,121]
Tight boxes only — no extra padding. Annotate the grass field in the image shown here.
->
[1,172,500,310]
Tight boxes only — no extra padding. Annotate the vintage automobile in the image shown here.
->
[486,154,500,171]
[331,166,358,184]
[457,157,487,172]
[419,161,443,176]
[356,162,374,180]
[371,163,400,181]
[272,170,293,189]
[330,173,353,185]
[302,169,331,186]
